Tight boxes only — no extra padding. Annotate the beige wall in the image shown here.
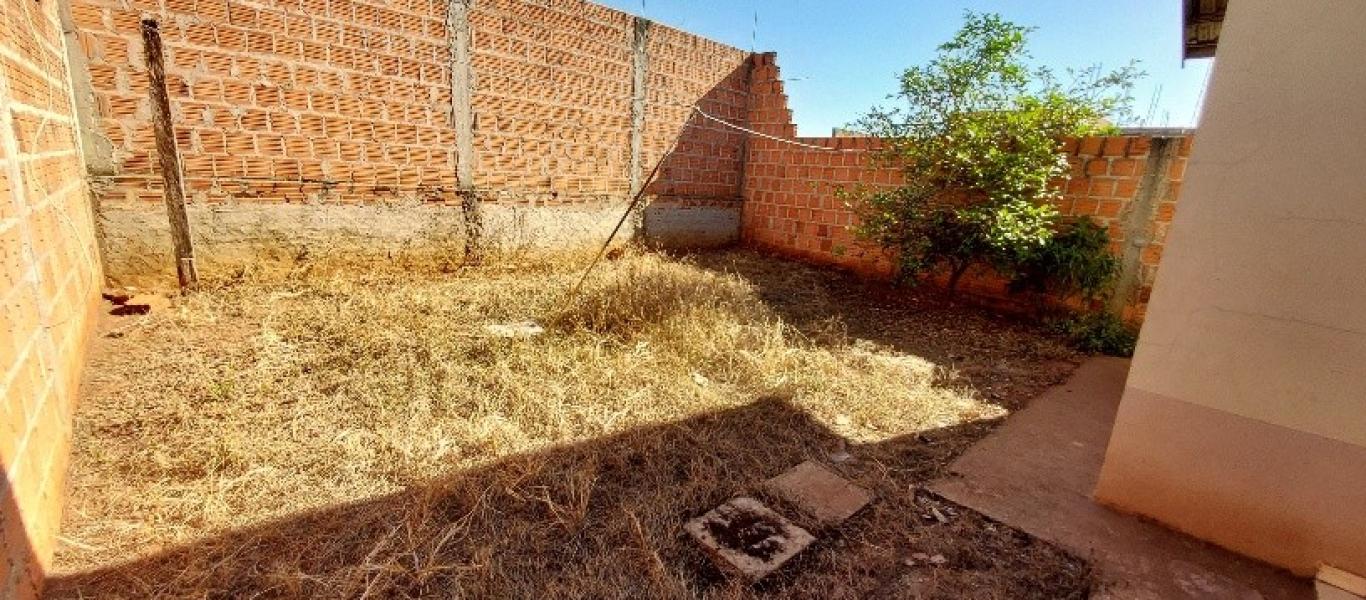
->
[1095,0,1366,577]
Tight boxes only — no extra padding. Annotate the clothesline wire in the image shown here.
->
[687,105,865,153]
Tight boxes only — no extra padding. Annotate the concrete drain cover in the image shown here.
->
[683,496,815,582]
[763,460,873,526]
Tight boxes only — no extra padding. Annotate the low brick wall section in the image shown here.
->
[739,53,1190,321]
[1,0,104,597]
[71,0,754,285]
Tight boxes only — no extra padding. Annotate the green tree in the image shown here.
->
[851,12,1141,295]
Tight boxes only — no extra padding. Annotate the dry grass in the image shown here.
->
[51,249,1089,599]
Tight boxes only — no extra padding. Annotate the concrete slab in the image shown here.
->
[1318,566,1366,600]
[1319,583,1366,600]
[762,461,873,526]
[683,496,815,582]
[929,358,1313,600]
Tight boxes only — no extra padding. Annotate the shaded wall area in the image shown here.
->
[1,0,104,597]
[638,25,750,248]
[739,53,1190,322]
[1096,0,1366,577]
[70,0,756,285]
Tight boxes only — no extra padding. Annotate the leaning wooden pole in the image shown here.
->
[141,19,197,291]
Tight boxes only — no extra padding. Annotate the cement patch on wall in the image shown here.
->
[642,203,740,248]
[100,201,637,286]
[480,202,636,253]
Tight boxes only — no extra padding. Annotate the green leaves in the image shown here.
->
[1010,218,1119,301]
[850,11,1141,295]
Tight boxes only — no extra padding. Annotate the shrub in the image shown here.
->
[850,11,1141,295]
[1055,312,1138,356]
[1009,218,1119,302]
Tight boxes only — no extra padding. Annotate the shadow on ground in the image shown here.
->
[48,397,1090,599]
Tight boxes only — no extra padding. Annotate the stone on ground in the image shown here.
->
[483,321,544,338]
[763,460,873,526]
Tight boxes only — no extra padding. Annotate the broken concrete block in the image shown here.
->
[683,496,815,582]
[102,288,132,305]
[763,460,873,526]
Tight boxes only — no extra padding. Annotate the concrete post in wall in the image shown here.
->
[55,0,110,276]
[56,0,115,176]
[627,16,651,236]
[1108,136,1179,317]
[736,54,757,216]
[447,0,481,262]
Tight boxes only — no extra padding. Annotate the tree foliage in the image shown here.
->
[851,12,1141,294]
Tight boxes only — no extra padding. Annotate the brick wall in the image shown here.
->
[740,53,1190,321]
[468,0,632,200]
[71,0,464,281]
[642,24,749,202]
[75,0,458,204]
[638,22,750,246]
[72,0,757,283]
[1054,134,1190,321]
[1,0,104,597]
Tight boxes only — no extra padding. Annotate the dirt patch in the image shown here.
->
[51,249,1089,599]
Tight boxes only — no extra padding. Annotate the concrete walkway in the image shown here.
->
[930,358,1312,600]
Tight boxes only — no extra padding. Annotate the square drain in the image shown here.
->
[683,496,815,582]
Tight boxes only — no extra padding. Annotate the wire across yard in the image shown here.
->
[49,249,1091,599]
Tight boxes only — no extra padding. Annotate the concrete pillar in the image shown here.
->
[446,0,481,260]
[56,0,115,176]
[1107,136,1179,316]
[628,16,650,198]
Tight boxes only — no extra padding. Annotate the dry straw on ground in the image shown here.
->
[51,249,1090,599]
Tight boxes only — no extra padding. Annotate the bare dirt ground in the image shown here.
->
[49,249,1090,599]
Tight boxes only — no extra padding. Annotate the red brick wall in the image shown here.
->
[73,0,459,206]
[468,0,632,200]
[741,54,900,276]
[740,53,1190,320]
[1053,134,1190,320]
[642,23,749,206]
[73,0,757,281]
[1,0,104,597]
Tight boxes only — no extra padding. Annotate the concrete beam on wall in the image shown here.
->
[626,16,652,240]
[1108,137,1179,316]
[628,16,650,198]
[98,201,640,286]
[448,0,475,187]
[56,0,115,176]
[446,0,481,260]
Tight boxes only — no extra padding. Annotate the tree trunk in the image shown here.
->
[946,261,970,298]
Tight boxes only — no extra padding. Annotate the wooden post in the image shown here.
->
[141,19,197,291]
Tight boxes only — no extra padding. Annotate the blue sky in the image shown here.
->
[596,0,1214,137]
